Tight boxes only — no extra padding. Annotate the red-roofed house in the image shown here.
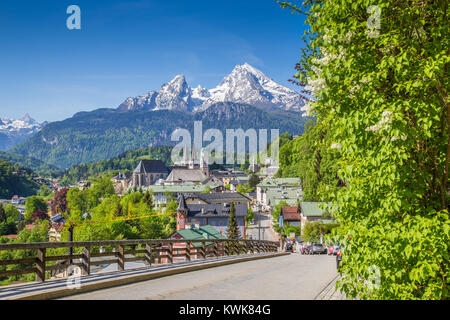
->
[2,234,18,239]
[49,222,64,241]
[11,195,19,205]
[281,206,301,227]
[24,224,35,231]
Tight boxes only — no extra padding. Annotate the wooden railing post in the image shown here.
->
[201,241,206,260]
[145,243,152,266]
[168,242,173,264]
[118,245,125,271]
[36,248,46,282]
[185,241,191,262]
[213,241,218,258]
[82,247,90,275]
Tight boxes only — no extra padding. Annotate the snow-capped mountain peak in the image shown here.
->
[0,114,46,150]
[20,113,37,124]
[117,63,306,113]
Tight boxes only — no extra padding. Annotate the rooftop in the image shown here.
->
[257,177,302,188]
[185,192,251,204]
[141,184,208,193]
[281,206,301,221]
[171,225,226,246]
[299,202,333,217]
[186,203,248,218]
[133,160,169,174]
[166,168,207,183]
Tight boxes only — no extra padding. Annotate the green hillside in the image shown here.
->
[0,159,40,198]
[11,103,309,170]
[0,151,61,177]
[59,146,173,186]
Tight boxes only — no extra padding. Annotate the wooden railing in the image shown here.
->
[0,239,280,282]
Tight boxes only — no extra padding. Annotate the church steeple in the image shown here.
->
[200,147,208,175]
[176,194,188,230]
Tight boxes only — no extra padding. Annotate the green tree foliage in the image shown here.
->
[245,207,254,225]
[3,204,20,223]
[226,203,240,239]
[24,196,47,216]
[283,224,301,238]
[271,200,288,234]
[0,204,6,223]
[248,174,261,190]
[0,204,18,236]
[236,183,253,194]
[276,120,341,201]
[142,191,153,208]
[88,176,115,208]
[38,185,53,198]
[66,187,89,216]
[0,159,40,198]
[280,0,449,299]
[266,132,294,158]
[166,200,178,213]
[302,221,339,243]
[0,221,49,284]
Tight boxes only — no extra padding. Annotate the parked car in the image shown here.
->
[285,243,294,253]
[336,249,343,270]
[332,245,341,255]
[327,244,334,255]
[311,243,325,255]
[301,243,313,255]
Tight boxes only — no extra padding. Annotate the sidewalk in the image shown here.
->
[314,275,350,300]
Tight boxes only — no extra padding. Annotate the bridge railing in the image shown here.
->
[0,239,279,282]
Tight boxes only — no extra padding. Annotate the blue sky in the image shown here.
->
[0,0,307,122]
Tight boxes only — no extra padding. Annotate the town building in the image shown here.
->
[266,188,302,207]
[165,167,207,185]
[49,222,64,241]
[256,177,302,210]
[298,201,335,229]
[209,170,248,186]
[131,160,169,188]
[280,206,301,227]
[140,183,209,209]
[11,195,19,205]
[184,192,252,206]
[176,194,247,238]
[112,172,132,195]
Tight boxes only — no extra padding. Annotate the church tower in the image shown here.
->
[200,147,209,175]
[176,194,188,230]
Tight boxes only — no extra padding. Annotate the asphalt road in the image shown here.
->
[62,253,338,300]
[246,211,278,242]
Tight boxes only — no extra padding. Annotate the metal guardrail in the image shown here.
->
[0,239,279,282]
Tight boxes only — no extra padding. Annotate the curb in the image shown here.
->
[314,274,339,300]
[8,252,289,300]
